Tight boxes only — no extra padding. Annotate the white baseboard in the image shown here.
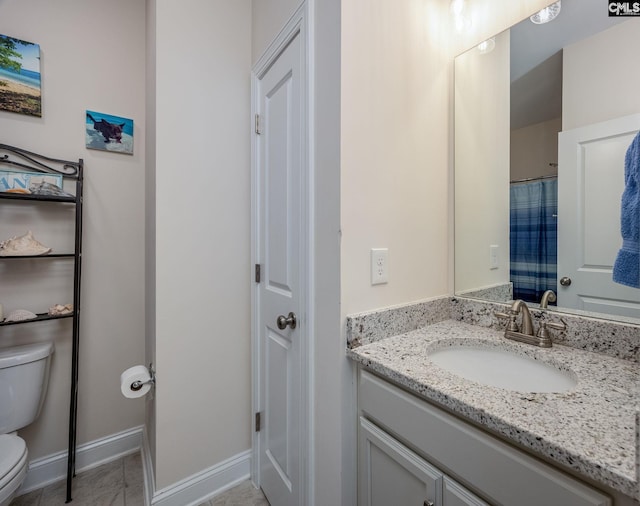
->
[150,450,251,506]
[16,425,250,506]
[18,425,144,495]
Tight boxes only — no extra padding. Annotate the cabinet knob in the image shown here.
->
[424,501,434,506]
[559,276,572,286]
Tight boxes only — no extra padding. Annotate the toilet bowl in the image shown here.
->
[0,342,54,505]
[0,436,28,506]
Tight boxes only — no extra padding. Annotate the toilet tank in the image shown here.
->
[0,342,54,434]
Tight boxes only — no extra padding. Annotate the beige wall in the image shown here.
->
[511,117,561,181]
[341,0,451,316]
[0,0,146,459]
[454,29,511,293]
[252,0,302,63]
[340,0,552,316]
[563,20,640,131]
[152,0,252,489]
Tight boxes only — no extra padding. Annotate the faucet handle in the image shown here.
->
[545,320,566,332]
[536,322,550,339]
[536,320,566,339]
[495,311,519,332]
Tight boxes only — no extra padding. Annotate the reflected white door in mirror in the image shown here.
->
[558,113,640,318]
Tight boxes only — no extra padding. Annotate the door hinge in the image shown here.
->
[255,114,262,135]
[255,264,261,283]
[255,412,261,432]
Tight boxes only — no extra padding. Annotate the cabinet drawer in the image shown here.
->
[359,369,611,506]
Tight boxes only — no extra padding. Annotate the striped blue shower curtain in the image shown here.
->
[510,179,558,302]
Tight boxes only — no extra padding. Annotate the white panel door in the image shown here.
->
[256,30,303,506]
[557,113,640,316]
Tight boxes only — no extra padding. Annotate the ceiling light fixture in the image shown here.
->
[451,0,471,33]
[477,38,495,54]
[530,1,561,24]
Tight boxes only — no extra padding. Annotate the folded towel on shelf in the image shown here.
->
[613,130,640,288]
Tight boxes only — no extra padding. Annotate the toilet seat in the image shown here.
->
[0,435,28,505]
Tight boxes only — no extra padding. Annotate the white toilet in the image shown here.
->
[0,342,54,506]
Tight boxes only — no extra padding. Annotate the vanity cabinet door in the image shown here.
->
[442,477,489,506]
[359,417,442,506]
[359,369,612,506]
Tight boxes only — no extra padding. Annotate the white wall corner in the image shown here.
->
[142,426,156,506]
[150,450,251,506]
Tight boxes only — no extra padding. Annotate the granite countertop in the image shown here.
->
[347,320,640,499]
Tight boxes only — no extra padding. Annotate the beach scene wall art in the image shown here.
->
[85,110,134,155]
[0,34,42,117]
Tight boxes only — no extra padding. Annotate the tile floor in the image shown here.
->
[9,452,269,506]
[197,480,270,506]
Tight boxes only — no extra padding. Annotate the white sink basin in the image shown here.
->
[428,344,577,393]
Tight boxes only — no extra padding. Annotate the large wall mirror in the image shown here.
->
[454,0,640,323]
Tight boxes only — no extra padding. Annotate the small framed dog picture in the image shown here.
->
[85,110,134,155]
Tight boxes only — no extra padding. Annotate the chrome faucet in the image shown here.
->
[510,299,534,335]
[540,290,557,309]
[495,299,565,348]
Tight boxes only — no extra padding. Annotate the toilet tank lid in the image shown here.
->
[0,342,54,369]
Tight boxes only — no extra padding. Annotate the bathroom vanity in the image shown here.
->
[348,317,639,506]
[365,0,640,503]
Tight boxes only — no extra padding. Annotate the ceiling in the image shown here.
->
[509,0,628,130]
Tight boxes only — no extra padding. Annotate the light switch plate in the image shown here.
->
[490,245,499,270]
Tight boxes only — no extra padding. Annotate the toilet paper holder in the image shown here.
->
[130,363,156,391]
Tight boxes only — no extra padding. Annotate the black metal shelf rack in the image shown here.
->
[0,144,83,503]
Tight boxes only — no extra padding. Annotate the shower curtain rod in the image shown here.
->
[510,173,558,184]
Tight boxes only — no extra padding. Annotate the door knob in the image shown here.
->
[559,276,572,286]
[276,312,297,330]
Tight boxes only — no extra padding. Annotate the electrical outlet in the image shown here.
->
[371,248,389,285]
